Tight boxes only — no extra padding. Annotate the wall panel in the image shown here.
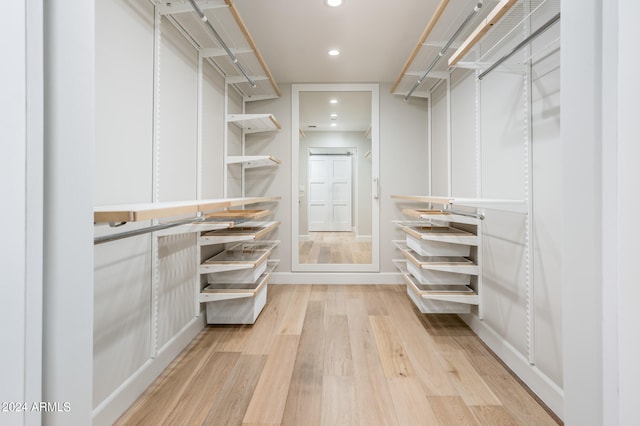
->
[430,81,449,195]
[450,69,477,197]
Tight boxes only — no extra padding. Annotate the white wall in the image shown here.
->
[249,83,428,274]
[93,1,227,424]
[1,1,43,425]
[43,0,95,425]
[428,26,563,417]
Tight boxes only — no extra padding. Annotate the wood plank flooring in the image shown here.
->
[299,232,372,264]
[115,285,562,426]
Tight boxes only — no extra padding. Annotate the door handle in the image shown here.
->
[373,177,379,200]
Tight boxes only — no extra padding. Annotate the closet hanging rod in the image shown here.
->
[94,216,246,245]
[478,12,560,80]
[404,1,484,100]
[186,0,257,88]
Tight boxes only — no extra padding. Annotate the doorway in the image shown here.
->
[308,153,353,232]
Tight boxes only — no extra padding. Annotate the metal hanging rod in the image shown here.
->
[94,216,250,245]
[186,0,257,88]
[404,1,484,100]
[478,12,560,80]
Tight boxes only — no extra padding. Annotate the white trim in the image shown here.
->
[270,272,402,285]
[92,315,205,426]
[291,83,380,273]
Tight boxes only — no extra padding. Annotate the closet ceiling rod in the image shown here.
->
[478,12,560,80]
[404,0,484,100]
[186,0,257,88]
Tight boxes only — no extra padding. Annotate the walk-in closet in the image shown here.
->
[4,0,640,425]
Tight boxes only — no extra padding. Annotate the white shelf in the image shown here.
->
[227,114,282,133]
[399,242,479,276]
[396,260,479,306]
[391,194,527,214]
[226,155,282,168]
[160,0,281,101]
[402,225,478,247]
[200,221,280,245]
[199,246,272,274]
[94,196,281,223]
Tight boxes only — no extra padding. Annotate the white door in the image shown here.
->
[308,155,352,232]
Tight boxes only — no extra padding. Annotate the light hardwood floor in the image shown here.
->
[116,285,562,426]
[299,232,372,264]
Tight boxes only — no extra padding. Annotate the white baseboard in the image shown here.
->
[356,234,372,243]
[459,313,565,420]
[270,271,403,285]
[92,315,206,426]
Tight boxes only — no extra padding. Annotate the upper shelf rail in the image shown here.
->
[186,0,255,88]
[94,196,281,223]
[404,1,485,100]
[478,11,560,80]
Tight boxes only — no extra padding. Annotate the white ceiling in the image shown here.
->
[300,91,371,132]
[232,0,445,84]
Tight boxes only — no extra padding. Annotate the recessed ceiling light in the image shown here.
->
[328,49,340,56]
[329,99,338,104]
[330,113,338,118]
[326,0,343,7]
[330,123,337,127]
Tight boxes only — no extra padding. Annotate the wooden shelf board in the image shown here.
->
[402,250,479,275]
[95,196,280,223]
[403,225,478,246]
[204,209,271,221]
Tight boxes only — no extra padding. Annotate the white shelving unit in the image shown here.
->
[391,0,560,98]
[392,195,483,315]
[197,212,280,324]
[198,77,283,324]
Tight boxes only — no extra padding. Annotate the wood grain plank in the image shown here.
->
[347,298,400,426]
[323,315,353,376]
[321,376,358,426]
[429,396,480,425]
[276,284,311,335]
[443,351,502,406]
[165,351,241,425]
[325,285,349,316]
[470,405,519,426]
[114,329,223,425]
[480,373,561,426]
[243,285,289,355]
[242,334,300,424]
[385,288,460,396]
[388,377,440,425]
[202,354,267,425]
[281,301,325,426]
[369,315,414,379]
